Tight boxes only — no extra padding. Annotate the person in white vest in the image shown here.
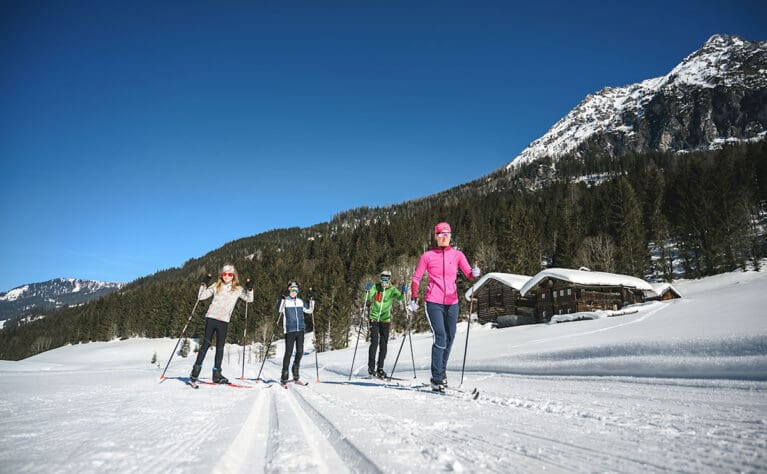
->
[190,264,253,384]
[277,281,315,386]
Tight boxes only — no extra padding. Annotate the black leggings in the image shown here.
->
[282,331,305,381]
[194,318,228,370]
[368,321,390,371]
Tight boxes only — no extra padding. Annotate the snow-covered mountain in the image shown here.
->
[0,278,125,324]
[508,34,767,169]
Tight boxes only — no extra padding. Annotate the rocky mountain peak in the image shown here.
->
[507,34,767,170]
[0,278,126,324]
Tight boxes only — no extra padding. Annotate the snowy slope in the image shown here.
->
[1,269,765,473]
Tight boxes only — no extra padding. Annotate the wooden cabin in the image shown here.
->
[645,283,683,301]
[464,273,532,325]
[519,268,654,322]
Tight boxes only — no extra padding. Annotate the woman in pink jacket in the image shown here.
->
[410,222,479,392]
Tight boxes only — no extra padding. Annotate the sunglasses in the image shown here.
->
[221,272,234,278]
[436,232,451,237]
[381,277,391,282]
[289,288,299,292]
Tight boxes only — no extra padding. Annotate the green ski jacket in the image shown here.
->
[365,283,404,322]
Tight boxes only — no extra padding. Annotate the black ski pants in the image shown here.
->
[281,330,304,382]
[368,321,390,371]
[194,317,228,371]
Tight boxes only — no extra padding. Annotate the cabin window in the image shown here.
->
[541,293,546,300]
[560,290,565,297]
[491,292,503,307]
[567,289,572,296]
[553,292,557,300]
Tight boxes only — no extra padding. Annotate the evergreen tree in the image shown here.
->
[610,177,647,277]
[502,201,543,275]
[645,164,674,280]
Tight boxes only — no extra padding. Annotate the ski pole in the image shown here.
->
[257,298,284,383]
[406,279,416,379]
[309,287,320,383]
[348,283,371,381]
[408,317,416,379]
[240,299,249,380]
[389,283,415,380]
[160,297,200,380]
[389,312,409,380]
[459,280,476,387]
[256,335,274,383]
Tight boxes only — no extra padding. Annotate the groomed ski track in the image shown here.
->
[214,369,381,474]
[204,359,766,473]
[1,354,764,473]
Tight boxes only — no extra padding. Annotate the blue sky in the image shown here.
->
[1,0,765,291]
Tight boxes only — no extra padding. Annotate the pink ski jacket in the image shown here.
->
[411,246,474,305]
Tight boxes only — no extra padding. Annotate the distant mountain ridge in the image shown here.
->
[0,278,125,323]
[508,34,767,169]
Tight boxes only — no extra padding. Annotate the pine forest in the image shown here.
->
[1,142,765,360]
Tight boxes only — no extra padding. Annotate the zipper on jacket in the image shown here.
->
[442,248,446,305]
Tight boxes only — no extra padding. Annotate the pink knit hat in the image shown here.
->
[434,222,451,234]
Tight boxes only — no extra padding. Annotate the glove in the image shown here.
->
[400,284,408,294]
[307,288,315,299]
[281,290,290,298]
[245,278,254,290]
[364,283,372,291]
[407,300,418,312]
[201,274,212,286]
[471,265,481,278]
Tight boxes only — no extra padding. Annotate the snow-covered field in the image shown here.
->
[1,269,766,473]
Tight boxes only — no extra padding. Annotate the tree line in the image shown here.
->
[1,142,764,360]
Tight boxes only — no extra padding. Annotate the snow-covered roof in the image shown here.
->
[464,272,532,301]
[519,268,653,297]
[645,282,683,298]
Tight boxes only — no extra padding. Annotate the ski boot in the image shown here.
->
[441,378,448,388]
[376,368,387,379]
[212,368,229,384]
[368,367,376,377]
[430,380,446,393]
[190,364,202,383]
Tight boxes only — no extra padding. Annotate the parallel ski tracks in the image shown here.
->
[288,387,382,473]
[228,372,382,474]
[220,370,743,473]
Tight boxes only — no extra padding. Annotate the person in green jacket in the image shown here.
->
[366,270,405,378]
